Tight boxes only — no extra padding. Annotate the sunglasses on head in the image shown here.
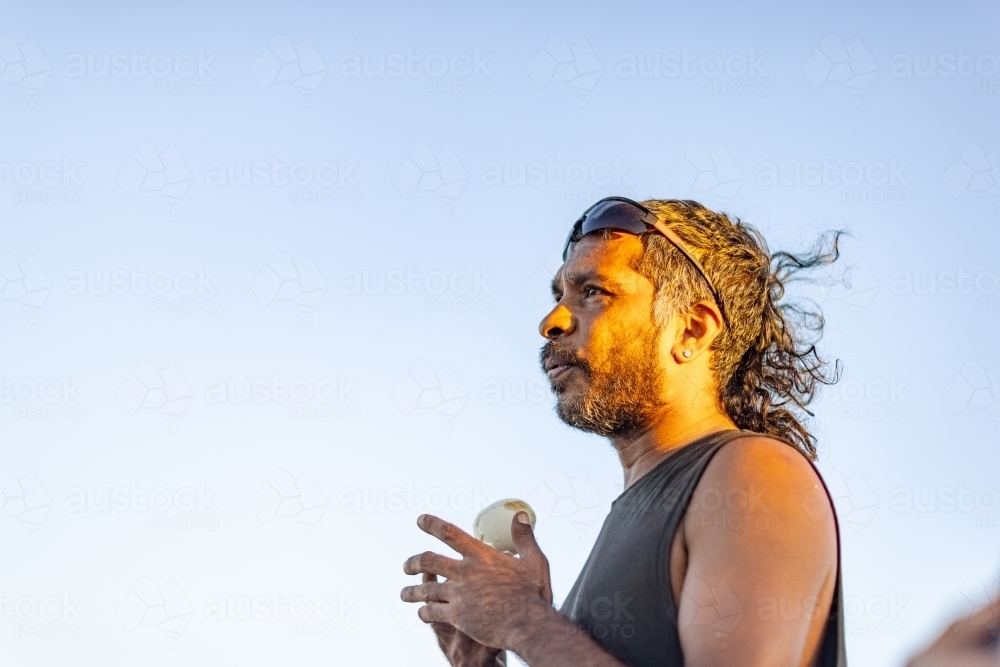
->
[562,196,727,323]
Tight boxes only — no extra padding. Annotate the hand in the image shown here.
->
[422,575,506,667]
[907,596,1000,667]
[401,512,553,651]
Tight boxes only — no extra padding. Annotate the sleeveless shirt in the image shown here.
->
[558,430,846,666]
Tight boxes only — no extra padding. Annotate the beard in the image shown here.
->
[540,332,664,438]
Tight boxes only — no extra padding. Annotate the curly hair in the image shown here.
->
[633,199,842,459]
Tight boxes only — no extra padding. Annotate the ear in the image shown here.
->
[670,300,725,363]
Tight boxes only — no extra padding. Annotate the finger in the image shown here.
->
[422,572,438,584]
[417,601,449,624]
[958,597,1000,640]
[403,550,462,577]
[401,581,451,603]
[418,514,482,556]
[510,512,543,560]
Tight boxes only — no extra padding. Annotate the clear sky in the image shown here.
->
[1,1,999,665]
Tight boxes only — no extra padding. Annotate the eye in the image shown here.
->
[584,286,604,298]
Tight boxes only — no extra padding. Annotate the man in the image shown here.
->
[401,197,845,666]
[907,594,999,667]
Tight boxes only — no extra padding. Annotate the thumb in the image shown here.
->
[510,512,542,559]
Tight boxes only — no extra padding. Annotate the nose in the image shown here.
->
[539,303,574,340]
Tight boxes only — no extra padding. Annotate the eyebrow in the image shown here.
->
[550,270,626,299]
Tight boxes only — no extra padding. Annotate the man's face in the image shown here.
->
[539,233,667,437]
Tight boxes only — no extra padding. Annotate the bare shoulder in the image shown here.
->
[676,435,839,666]
[686,434,837,546]
[704,435,823,488]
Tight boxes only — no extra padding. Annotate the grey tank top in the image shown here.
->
[558,430,845,667]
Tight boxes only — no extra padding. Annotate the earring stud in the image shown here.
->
[682,350,692,358]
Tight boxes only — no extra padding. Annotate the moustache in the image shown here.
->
[539,341,590,376]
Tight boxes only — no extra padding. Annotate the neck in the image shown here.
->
[610,407,737,489]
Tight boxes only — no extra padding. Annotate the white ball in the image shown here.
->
[473,499,536,555]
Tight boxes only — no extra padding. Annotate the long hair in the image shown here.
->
[635,199,842,459]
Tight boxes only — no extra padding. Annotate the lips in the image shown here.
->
[540,343,584,384]
[546,362,573,380]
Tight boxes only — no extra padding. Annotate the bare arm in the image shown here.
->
[675,437,839,667]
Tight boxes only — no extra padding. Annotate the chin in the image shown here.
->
[551,372,585,396]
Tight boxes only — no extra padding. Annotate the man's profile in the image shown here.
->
[402,198,845,667]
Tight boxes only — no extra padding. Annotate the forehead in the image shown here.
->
[555,232,648,286]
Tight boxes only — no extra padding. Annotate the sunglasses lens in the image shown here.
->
[580,200,650,236]
[563,199,652,260]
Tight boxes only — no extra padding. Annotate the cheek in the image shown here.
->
[592,315,659,367]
